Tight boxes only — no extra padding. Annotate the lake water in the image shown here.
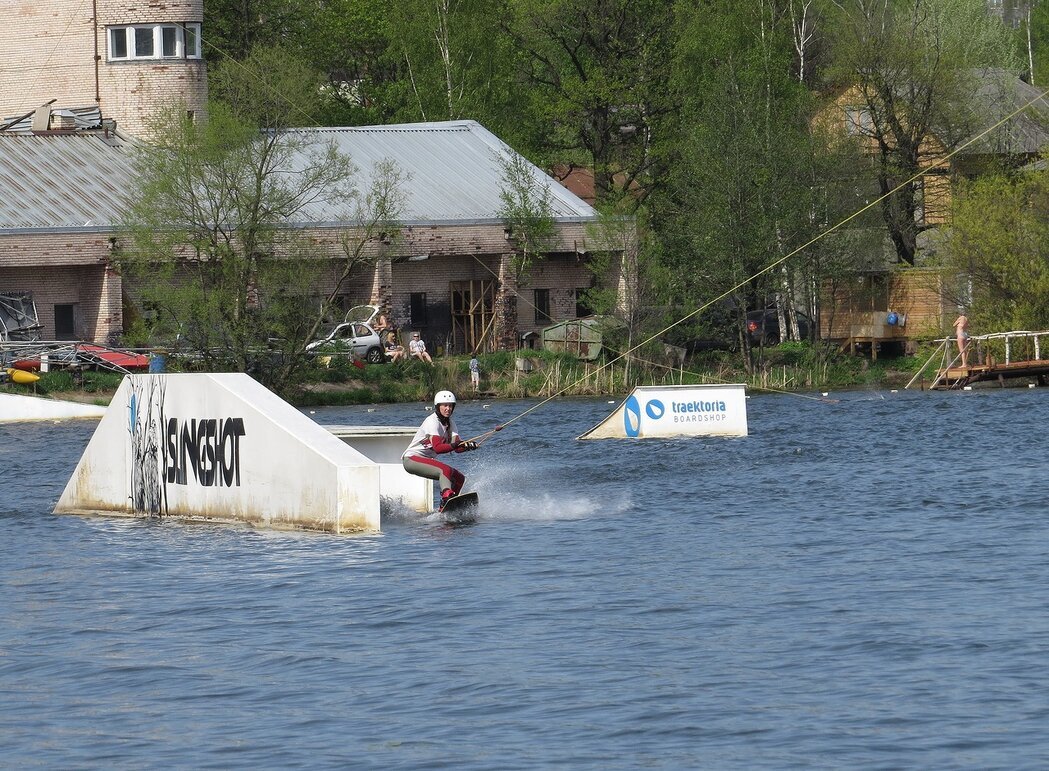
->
[2,387,1048,768]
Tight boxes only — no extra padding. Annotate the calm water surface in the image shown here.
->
[2,387,1048,768]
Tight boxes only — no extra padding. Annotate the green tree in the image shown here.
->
[497,151,555,282]
[826,0,1019,265]
[506,0,677,207]
[1028,0,1049,86]
[203,0,320,62]
[121,49,406,393]
[656,1,825,365]
[944,166,1049,332]
[582,212,668,385]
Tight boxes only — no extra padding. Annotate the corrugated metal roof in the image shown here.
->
[284,120,598,224]
[0,119,598,233]
[0,132,136,231]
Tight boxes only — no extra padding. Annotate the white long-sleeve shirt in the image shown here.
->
[402,413,459,460]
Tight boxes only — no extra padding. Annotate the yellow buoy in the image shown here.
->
[7,368,40,385]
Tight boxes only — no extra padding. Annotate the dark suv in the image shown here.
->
[745,308,812,346]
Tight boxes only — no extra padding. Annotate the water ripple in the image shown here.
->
[3,389,1049,767]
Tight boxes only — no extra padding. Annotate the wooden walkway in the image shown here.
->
[926,330,1049,390]
[932,359,1049,389]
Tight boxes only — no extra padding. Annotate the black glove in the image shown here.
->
[460,440,479,451]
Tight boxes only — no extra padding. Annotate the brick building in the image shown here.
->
[0,1,207,139]
[0,2,615,353]
[0,118,607,351]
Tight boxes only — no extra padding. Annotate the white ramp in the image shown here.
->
[0,392,106,422]
[578,384,748,439]
[326,425,434,513]
[55,373,381,533]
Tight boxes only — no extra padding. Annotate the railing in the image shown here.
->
[906,330,1049,390]
[941,330,1049,366]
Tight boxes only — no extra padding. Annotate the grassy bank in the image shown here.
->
[2,341,944,407]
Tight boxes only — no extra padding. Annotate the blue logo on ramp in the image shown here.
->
[645,399,665,420]
[623,394,641,437]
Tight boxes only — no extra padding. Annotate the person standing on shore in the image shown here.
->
[953,313,970,366]
[469,355,480,392]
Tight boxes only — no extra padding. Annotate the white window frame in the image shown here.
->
[107,23,202,62]
[844,106,874,137]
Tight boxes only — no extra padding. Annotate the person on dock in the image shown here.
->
[953,313,970,366]
[402,390,478,510]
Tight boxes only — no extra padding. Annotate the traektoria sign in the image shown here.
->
[577,384,748,439]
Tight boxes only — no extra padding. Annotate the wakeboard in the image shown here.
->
[439,491,479,520]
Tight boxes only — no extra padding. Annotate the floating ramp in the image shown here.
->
[0,392,106,422]
[578,384,748,439]
[55,373,383,533]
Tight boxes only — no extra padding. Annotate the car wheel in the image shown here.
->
[366,347,384,364]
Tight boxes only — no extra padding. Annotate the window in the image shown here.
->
[108,23,202,61]
[844,106,873,137]
[183,24,200,58]
[409,292,427,326]
[162,26,178,57]
[110,28,128,59]
[534,289,551,324]
[134,27,154,57]
[54,304,77,340]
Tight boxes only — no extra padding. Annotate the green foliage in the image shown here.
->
[80,371,125,393]
[825,0,1020,265]
[1031,2,1049,87]
[655,1,823,366]
[210,45,326,129]
[121,47,405,394]
[506,0,677,206]
[943,166,1049,332]
[6,369,123,397]
[498,151,555,281]
[188,0,1043,385]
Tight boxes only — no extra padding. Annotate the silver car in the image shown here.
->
[306,320,385,364]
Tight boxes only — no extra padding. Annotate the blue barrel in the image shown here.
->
[148,353,167,373]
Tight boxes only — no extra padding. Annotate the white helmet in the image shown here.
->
[434,390,457,406]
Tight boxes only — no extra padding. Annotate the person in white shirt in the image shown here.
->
[469,356,480,391]
[408,332,433,364]
[402,391,478,509]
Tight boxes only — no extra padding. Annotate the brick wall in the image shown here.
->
[0,1,207,139]
[0,232,120,341]
[517,256,594,337]
[294,222,602,351]
[0,221,606,349]
[0,264,119,341]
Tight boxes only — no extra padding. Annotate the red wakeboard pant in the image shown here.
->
[402,455,465,495]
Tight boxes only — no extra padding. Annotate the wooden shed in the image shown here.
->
[821,268,954,356]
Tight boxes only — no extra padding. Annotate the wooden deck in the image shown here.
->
[932,359,1049,390]
[909,330,1049,390]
